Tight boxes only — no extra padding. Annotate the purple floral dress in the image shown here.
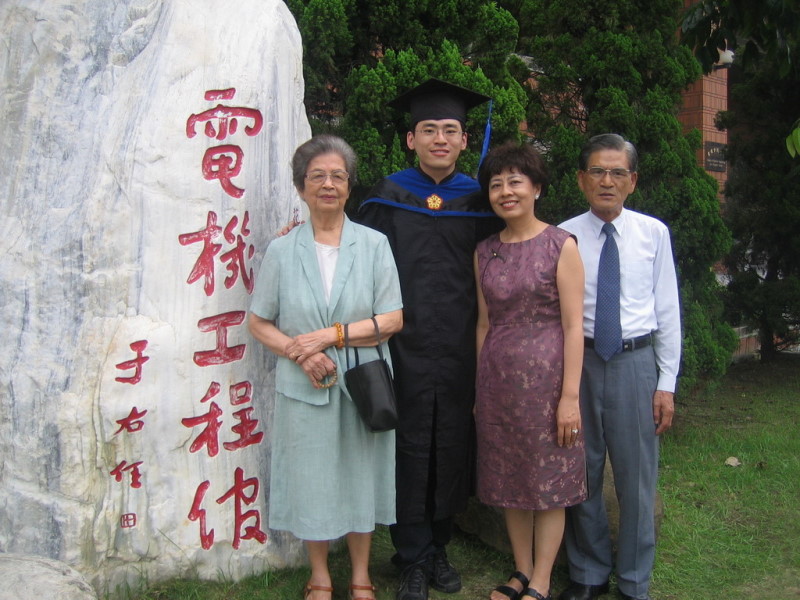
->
[475,226,586,510]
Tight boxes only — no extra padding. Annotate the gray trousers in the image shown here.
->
[563,345,659,599]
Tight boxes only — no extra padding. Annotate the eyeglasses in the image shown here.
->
[585,167,633,181]
[305,170,349,185]
[414,126,464,139]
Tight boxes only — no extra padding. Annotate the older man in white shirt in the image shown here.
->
[558,134,681,600]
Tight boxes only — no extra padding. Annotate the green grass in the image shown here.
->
[122,354,800,600]
[654,352,800,600]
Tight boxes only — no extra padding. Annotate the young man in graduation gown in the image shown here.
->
[357,79,501,600]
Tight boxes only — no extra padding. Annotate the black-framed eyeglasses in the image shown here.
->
[414,126,464,139]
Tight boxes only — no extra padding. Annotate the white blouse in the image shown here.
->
[314,241,340,304]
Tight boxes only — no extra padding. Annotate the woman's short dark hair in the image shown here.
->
[478,141,549,194]
[578,133,638,172]
[291,135,357,191]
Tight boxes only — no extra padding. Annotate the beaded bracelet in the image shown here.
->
[334,322,345,348]
[317,371,338,389]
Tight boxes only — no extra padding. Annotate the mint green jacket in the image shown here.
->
[250,216,402,405]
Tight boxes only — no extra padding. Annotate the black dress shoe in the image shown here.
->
[557,580,610,600]
[396,563,428,600]
[427,550,462,593]
[618,593,650,600]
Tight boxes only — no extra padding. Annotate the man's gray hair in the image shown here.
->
[578,133,638,173]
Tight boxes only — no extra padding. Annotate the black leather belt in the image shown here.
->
[585,333,653,352]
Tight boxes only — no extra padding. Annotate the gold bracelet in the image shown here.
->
[334,322,345,349]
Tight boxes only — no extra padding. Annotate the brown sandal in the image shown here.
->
[349,583,377,600]
[303,582,333,600]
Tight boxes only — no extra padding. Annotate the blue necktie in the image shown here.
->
[594,222,622,361]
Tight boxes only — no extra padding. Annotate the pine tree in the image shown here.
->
[713,67,800,360]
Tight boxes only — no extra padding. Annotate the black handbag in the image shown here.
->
[344,317,398,432]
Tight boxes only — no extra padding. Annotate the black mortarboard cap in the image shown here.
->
[388,78,491,128]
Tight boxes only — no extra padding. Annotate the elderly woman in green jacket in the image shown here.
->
[248,135,403,600]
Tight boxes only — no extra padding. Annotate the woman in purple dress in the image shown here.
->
[474,142,586,600]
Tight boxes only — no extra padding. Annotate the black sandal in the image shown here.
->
[520,587,552,600]
[492,571,530,600]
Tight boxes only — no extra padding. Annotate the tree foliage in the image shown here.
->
[715,65,800,359]
[681,0,800,156]
[682,0,800,359]
[289,0,522,133]
[681,0,800,77]
[287,0,737,389]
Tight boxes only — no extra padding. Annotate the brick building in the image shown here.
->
[677,0,731,198]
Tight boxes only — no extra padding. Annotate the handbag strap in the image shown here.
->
[344,317,384,371]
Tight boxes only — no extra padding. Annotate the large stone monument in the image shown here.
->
[0,0,311,594]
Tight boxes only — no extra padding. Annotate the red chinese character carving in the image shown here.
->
[181,400,223,457]
[193,311,246,366]
[229,381,252,406]
[201,381,222,403]
[110,461,143,489]
[216,467,267,549]
[202,145,245,198]
[115,340,150,385]
[186,89,263,199]
[223,407,263,451]
[185,88,264,141]
[183,381,262,454]
[188,480,215,550]
[179,211,254,295]
[223,381,262,451]
[178,211,222,297]
[220,212,255,293]
[205,89,236,101]
[114,406,148,435]
[120,513,137,528]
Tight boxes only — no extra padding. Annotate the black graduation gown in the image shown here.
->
[357,167,501,523]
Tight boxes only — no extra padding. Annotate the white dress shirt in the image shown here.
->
[560,208,682,392]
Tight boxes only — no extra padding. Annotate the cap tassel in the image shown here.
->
[478,99,494,169]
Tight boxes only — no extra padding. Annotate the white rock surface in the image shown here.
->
[0,0,310,592]
[0,554,98,600]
